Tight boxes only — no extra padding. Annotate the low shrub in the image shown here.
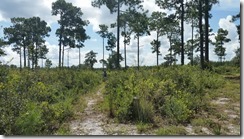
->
[0,67,102,135]
[104,66,224,125]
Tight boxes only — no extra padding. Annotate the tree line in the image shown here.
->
[0,0,240,70]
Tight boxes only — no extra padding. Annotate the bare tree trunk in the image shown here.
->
[204,0,209,63]
[181,0,184,65]
[103,38,104,70]
[169,36,172,66]
[137,34,139,70]
[59,12,63,68]
[79,47,81,67]
[191,20,194,66]
[199,0,204,69]
[62,45,64,68]
[23,46,26,68]
[156,32,159,66]
[116,0,120,69]
[27,49,30,69]
[20,46,22,71]
[32,48,34,70]
[35,42,38,69]
[124,25,127,69]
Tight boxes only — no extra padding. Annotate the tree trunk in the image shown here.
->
[199,0,204,69]
[103,37,104,70]
[116,0,120,69]
[23,46,26,68]
[191,20,194,66]
[59,39,62,68]
[27,49,30,69]
[137,34,140,70]
[169,36,172,66]
[181,0,184,65]
[35,42,38,69]
[32,47,34,70]
[124,24,127,69]
[20,46,22,71]
[204,0,209,62]
[62,45,64,68]
[59,12,63,68]
[79,47,81,67]
[156,32,159,66]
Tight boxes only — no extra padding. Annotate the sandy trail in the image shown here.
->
[69,88,143,135]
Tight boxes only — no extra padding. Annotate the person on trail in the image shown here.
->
[103,70,107,81]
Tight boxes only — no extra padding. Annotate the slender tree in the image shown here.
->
[204,0,209,62]
[4,17,50,69]
[102,31,123,69]
[204,0,219,63]
[164,14,180,65]
[185,0,198,65]
[105,32,116,51]
[185,38,198,63]
[45,58,52,68]
[198,0,204,69]
[149,12,167,66]
[212,28,231,62]
[4,18,32,68]
[26,17,51,69]
[92,0,143,69]
[119,12,131,69]
[84,50,98,69]
[97,24,109,70]
[52,0,89,68]
[127,9,150,70]
[156,0,185,65]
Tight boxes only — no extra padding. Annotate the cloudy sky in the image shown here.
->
[0,0,240,68]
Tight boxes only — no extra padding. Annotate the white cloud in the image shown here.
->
[0,46,19,65]
[209,15,239,61]
[218,15,239,60]
[219,15,238,40]
[0,0,58,24]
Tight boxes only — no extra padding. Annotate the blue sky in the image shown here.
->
[0,0,240,68]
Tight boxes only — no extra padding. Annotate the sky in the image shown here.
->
[0,0,241,68]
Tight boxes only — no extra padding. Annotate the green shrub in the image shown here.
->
[163,95,192,124]
[15,102,44,135]
[104,66,224,125]
[131,98,155,123]
[0,68,102,135]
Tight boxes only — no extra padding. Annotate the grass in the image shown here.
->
[155,125,187,135]
[136,122,153,134]
[55,123,70,135]
[191,118,207,127]
[191,70,240,135]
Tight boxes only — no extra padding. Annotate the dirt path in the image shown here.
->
[212,97,240,135]
[69,88,106,135]
[184,97,240,135]
[69,87,142,135]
